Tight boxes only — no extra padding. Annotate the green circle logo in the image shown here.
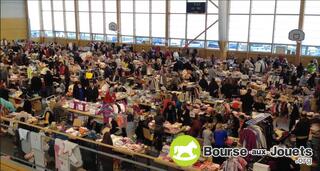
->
[169,135,201,167]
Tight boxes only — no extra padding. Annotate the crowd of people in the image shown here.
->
[1,39,320,170]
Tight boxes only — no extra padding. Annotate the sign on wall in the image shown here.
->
[186,2,206,14]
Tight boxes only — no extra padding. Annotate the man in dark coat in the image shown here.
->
[241,89,254,114]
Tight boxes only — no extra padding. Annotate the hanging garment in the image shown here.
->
[116,115,125,128]
[250,125,267,148]
[55,139,70,171]
[63,140,83,168]
[30,132,42,151]
[119,103,126,113]
[97,103,114,124]
[239,128,257,161]
[34,149,46,171]
[18,128,31,154]
[221,157,245,171]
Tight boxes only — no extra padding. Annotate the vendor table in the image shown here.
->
[154,157,216,171]
[64,107,103,120]
[9,95,42,112]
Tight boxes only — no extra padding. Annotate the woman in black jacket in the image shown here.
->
[99,129,114,171]
[85,81,99,102]
[180,104,191,126]
[199,75,208,91]
[164,102,177,124]
[208,78,219,98]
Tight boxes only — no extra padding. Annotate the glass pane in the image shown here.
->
[91,0,103,11]
[188,40,204,48]
[121,13,133,35]
[207,0,218,14]
[238,43,248,51]
[250,43,272,52]
[105,13,117,34]
[136,14,149,36]
[42,0,51,11]
[206,14,219,40]
[65,0,75,11]
[122,36,134,43]
[230,0,250,14]
[228,42,238,51]
[304,46,320,56]
[54,11,64,31]
[28,0,40,30]
[170,14,186,39]
[152,0,165,13]
[170,39,183,47]
[53,0,63,11]
[66,12,76,32]
[91,12,104,33]
[79,12,90,32]
[273,45,297,55]
[303,16,320,46]
[229,15,249,42]
[79,33,91,40]
[78,0,89,11]
[276,0,300,14]
[136,0,150,13]
[55,32,65,38]
[44,31,53,37]
[107,35,117,42]
[274,15,299,44]
[250,15,274,43]
[305,0,320,15]
[152,14,165,37]
[121,0,133,12]
[152,38,166,46]
[207,41,219,49]
[105,0,116,12]
[251,0,275,14]
[136,37,150,44]
[67,32,76,39]
[31,31,40,38]
[42,11,52,30]
[170,0,186,13]
[93,34,104,41]
[187,14,205,39]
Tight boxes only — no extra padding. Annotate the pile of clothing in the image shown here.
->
[65,127,88,137]
[148,121,183,134]
[111,135,146,153]
[193,161,220,171]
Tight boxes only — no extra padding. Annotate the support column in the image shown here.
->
[218,0,229,59]
[296,0,305,65]
[74,0,80,43]
[116,0,121,44]
[165,0,170,47]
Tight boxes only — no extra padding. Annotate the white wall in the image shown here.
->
[1,0,26,18]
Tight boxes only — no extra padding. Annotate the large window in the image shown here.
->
[151,0,166,44]
[228,0,311,55]
[229,15,249,42]
[91,0,104,34]
[79,12,90,33]
[303,0,320,56]
[27,0,319,57]
[249,15,274,43]
[27,0,40,32]
[170,14,186,39]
